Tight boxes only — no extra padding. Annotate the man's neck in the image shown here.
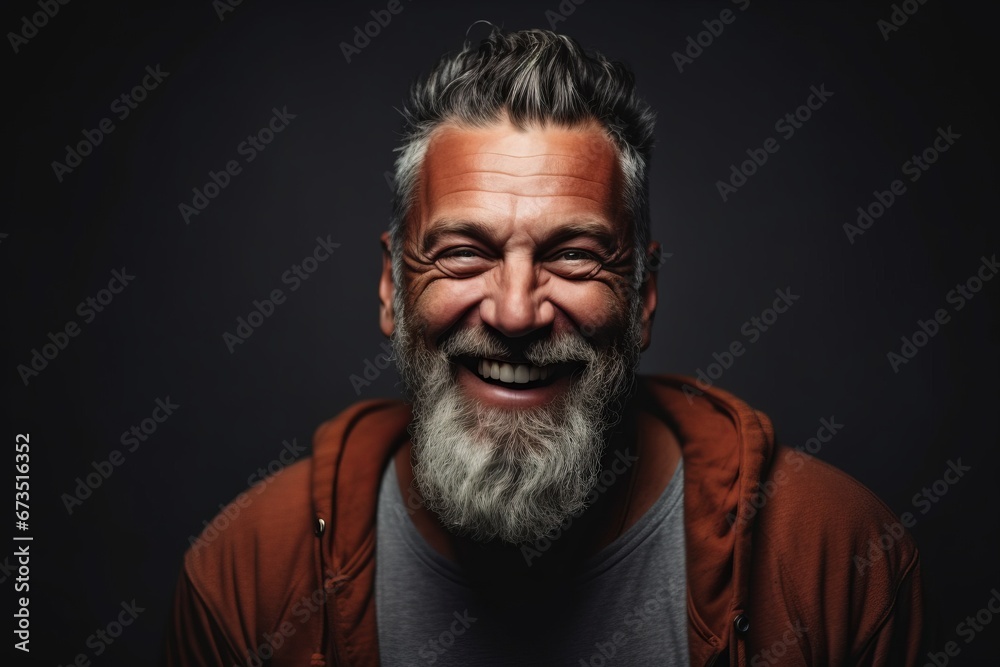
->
[393,390,683,584]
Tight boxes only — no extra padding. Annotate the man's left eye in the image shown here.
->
[546,250,602,278]
[553,250,598,263]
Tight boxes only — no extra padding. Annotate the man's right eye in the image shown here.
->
[442,248,480,259]
[435,248,493,277]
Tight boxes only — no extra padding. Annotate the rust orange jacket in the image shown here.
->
[163,375,923,666]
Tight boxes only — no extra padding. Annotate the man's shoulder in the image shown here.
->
[179,398,412,608]
[181,457,317,607]
[168,459,321,663]
[764,447,917,550]
[737,447,924,659]
[753,445,920,592]
[749,446,913,555]
[640,374,919,573]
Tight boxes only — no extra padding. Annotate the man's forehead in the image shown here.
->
[411,118,628,239]
[422,118,619,173]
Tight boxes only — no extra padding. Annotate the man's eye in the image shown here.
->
[546,249,602,279]
[555,250,595,262]
[435,248,492,277]
[441,248,481,259]
[437,246,484,266]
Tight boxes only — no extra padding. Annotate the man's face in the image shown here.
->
[379,117,658,544]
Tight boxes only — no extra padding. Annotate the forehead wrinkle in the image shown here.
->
[428,152,611,177]
[421,123,618,180]
[432,190,607,204]
[435,171,607,185]
[428,165,615,205]
[472,151,605,160]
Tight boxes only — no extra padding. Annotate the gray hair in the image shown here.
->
[388,26,657,294]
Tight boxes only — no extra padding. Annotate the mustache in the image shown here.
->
[437,327,599,367]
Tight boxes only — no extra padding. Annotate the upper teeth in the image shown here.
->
[477,358,550,383]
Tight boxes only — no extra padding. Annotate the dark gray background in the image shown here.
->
[5,0,998,664]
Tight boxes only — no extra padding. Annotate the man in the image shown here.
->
[164,28,923,666]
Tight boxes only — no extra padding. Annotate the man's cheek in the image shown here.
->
[577,310,627,344]
[410,290,485,341]
[553,285,628,342]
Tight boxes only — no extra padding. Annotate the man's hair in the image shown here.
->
[388,26,656,292]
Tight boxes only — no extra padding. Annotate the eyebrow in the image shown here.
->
[421,219,496,254]
[421,218,619,254]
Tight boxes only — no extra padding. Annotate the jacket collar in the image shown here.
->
[638,376,774,664]
[309,375,774,666]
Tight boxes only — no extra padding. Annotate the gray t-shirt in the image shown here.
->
[375,458,688,666]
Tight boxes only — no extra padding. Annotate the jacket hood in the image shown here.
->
[306,374,776,666]
[639,376,775,664]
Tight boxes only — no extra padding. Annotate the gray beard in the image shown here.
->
[391,294,643,544]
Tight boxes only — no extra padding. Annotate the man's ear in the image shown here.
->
[639,240,660,351]
[378,231,396,337]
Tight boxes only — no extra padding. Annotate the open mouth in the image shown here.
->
[455,355,583,389]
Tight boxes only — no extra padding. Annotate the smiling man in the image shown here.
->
[164,28,924,667]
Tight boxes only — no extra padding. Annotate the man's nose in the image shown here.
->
[479,256,553,338]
